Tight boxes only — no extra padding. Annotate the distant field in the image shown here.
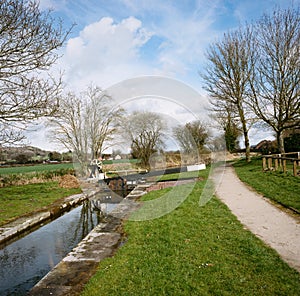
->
[0,159,138,175]
[0,163,74,175]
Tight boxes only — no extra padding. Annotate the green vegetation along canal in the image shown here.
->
[0,193,122,296]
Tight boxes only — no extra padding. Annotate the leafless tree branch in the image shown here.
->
[0,0,73,145]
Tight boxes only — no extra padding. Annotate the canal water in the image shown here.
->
[0,193,122,296]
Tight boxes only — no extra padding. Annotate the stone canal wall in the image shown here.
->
[28,182,153,296]
[0,187,100,247]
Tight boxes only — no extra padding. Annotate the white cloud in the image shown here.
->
[62,16,153,91]
[124,0,222,77]
[24,122,66,152]
[105,76,210,123]
[57,1,226,91]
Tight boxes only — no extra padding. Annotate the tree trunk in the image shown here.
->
[244,129,251,162]
[277,131,285,154]
[238,104,251,162]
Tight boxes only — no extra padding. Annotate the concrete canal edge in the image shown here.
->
[0,187,101,247]
[28,182,154,296]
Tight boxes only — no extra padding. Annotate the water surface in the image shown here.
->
[0,195,120,296]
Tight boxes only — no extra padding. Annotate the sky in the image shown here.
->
[27,0,297,151]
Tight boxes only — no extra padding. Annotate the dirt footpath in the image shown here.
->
[214,164,300,273]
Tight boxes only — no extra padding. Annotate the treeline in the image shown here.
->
[0,147,72,165]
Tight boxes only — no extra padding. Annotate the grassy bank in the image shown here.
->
[0,162,73,174]
[0,182,81,225]
[0,163,76,187]
[81,176,300,295]
[233,157,300,212]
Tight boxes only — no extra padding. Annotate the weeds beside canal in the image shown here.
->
[81,171,300,296]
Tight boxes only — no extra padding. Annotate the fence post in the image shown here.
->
[278,154,282,168]
[268,157,272,170]
[293,160,297,177]
[283,159,287,173]
[262,157,266,170]
[274,158,278,171]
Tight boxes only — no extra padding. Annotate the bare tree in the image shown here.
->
[250,6,300,153]
[173,120,209,154]
[48,85,123,173]
[122,111,165,168]
[0,0,72,145]
[84,86,124,159]
[202,27,256,162]
[48,92,88,169]
[0,124,24,145]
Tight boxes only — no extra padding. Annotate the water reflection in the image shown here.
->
[0,194,120,296]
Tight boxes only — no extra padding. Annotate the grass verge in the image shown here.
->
[81,177,300,295]
[233,157,300,212]
[156,171,202,181]
[0,163,73,174]
[0,182,81,225]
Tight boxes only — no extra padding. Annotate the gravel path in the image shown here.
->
[214,164,300,273]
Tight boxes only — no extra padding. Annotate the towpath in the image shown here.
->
[214,164,300,273]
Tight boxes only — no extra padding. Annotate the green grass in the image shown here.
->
[153,166,211,182]
[233,158,300,212]
[0,160,138,175]
[103,159,140,165]
[81,178,300,295]
[156,170,203,181]
[0,162,73,174]
[0,182,81,225]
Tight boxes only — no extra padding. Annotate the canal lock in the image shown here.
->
[0,177,132,296]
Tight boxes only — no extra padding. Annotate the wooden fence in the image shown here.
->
[262,152,300,177]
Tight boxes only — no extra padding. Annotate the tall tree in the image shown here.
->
[173,120,209,154]
[250,6,300,153]
[48,85,123,173]
[123,111,165,169]
[202,27,256,162]
[84,86,124,159]
[0,0,71,145]
[48,91,88,169]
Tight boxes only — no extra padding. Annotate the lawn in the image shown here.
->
[81,172,300,295]
[156,170,202,181]
[0,160,138,176]
[233,157,300,212]
[0,181,81,225]
[0,162,74,175]
[0,163,76,187]
[103,159,140,165]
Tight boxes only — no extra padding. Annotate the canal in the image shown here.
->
[0,193,122,296]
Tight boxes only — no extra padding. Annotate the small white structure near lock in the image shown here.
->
[186,164,206,171]
[98,173,105,180]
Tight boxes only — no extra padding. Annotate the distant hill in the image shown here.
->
[0,146,52,164]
